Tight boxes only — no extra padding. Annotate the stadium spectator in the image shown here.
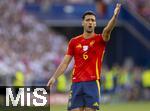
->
[0,0,68,86]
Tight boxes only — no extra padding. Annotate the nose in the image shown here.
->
[89,21,92,25]
[89,20,92,23]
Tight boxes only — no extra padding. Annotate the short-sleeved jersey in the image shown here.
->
[66,34,106,82]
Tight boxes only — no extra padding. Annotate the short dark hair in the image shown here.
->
[82,11,96,20]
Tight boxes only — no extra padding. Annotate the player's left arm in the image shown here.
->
[102,3,121,42]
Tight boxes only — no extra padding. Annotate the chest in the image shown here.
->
[74,39,99,55]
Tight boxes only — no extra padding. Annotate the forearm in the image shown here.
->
[47,54,72,87]
[51,55,72,79]
[105,14,117,33]
[102,3,121,41]
[102,15,117,41]
[47,61,69,87]
[52,63,68,79]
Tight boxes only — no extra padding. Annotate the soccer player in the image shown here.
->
[47,3,121,111]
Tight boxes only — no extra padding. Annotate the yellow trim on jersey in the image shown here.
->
[72,68,75,77]
[101,50,105,62]
[76,44,82,48]
[96,58,100,79]
[96,80,100,96]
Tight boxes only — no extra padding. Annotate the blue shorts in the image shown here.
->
[67,80,100,110]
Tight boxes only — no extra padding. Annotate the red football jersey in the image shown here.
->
[66,33,106,82]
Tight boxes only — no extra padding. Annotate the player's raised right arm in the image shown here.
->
[102,3,121,42]
[47,55,72,88]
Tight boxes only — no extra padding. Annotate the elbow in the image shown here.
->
[102,31,111,42]
[103,36,110,42]
[104,36,110,42]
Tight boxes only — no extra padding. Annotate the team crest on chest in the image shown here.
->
[83,45,88,51]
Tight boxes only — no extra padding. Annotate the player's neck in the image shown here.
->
[83,32,95,39]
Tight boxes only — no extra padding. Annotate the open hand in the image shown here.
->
[114,3,121,16]
[47,77,56,89]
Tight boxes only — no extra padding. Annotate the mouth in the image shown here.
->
[88,26,92,28]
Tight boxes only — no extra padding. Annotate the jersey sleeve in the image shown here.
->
[66,39,74,56]
[97,34,107,45]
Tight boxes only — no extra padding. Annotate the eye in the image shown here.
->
[91,19,95,22]
[86,19,90,22]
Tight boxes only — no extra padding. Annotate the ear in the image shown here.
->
[94,22,96,27]
[82,21,84,26]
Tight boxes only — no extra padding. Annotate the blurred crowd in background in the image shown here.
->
[0,0,67,86]
[126,0,150,22]
[25,0,150,22]
[0,0,149,102]
[100,62,150,102]
[53,58,150,102]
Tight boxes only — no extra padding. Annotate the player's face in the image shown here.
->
[82,15,96,33]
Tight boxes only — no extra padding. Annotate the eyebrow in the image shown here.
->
[85,18,95,21]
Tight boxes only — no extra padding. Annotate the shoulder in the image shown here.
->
[95,33,106,43]
[69,34,83,43]
[94,33,102,40]
[95,33,102,38]
[73,34,83,40]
